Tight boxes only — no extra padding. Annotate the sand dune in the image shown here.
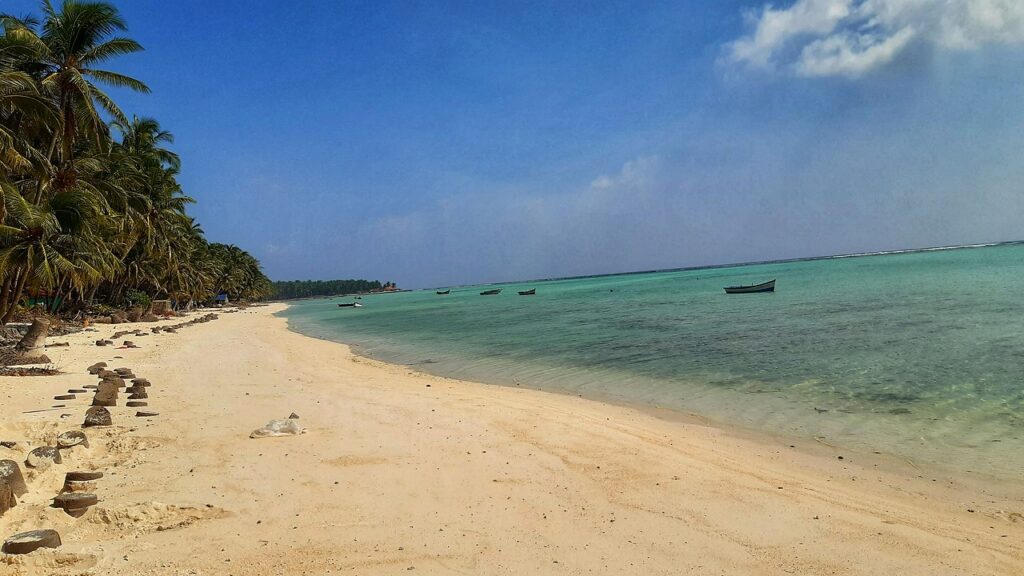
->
[0,304,1021,575]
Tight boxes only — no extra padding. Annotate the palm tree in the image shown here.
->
[4,1,149,189]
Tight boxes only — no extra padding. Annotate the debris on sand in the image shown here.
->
[250,417,307,439]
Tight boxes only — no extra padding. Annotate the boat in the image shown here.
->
[436,289,450,295]
[479,288,502,296]
[517,289,535,296]
[337,302,363,307]
[723,279,775,294]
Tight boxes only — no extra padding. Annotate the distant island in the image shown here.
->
[272,280,398,300]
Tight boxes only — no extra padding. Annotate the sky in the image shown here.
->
[8,0,1024,287]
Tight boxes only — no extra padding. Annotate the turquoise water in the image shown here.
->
[281,244,1024,477]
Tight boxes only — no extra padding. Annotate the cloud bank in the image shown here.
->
[729,0,1024,76]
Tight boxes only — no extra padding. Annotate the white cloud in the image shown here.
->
[728,0,1024,77]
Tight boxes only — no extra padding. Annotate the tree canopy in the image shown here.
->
[0,0,271,322]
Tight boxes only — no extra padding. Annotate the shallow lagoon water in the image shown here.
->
[282,244,1024,477]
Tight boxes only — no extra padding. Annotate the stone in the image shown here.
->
[96,339,110,346]
[127,392,148,400]
[0,479,15,517]
[83,406,112,427]
[60,479,96,493]
[288,412,300,419]
[131,378,150,386]
[25,446,61,469]
[56,431,89,449]
[53,394,76,401]
[65,471,103,482]
[135,411,159,417]
[1,529,61,554]
[0,460,28,496]
[86,362,107,374]
[67,389,88,394]
[52,492,98,516]
[125,401,147,407]
[14,318,49,356]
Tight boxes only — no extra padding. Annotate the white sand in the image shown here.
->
[0,303,1021,575]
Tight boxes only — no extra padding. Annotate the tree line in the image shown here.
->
[0,1,271,324]
[271,280,388,300]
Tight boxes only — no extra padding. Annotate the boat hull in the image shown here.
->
[723,279,775,294]
[479,289,502,296]
[518,289,535,296]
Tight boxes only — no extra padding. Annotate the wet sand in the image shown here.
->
[0,303,1021,575]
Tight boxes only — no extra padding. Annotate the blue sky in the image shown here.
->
[9,0,1024,287]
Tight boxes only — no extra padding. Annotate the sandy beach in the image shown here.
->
[0,303,1021,575]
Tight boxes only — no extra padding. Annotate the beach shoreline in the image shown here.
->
[1,303,1021,575]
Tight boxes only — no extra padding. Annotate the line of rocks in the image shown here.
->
[3,359,163,554]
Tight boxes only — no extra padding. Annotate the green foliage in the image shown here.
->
[0,1,272,322]
[272,279,383,300]
[123,288,151,309]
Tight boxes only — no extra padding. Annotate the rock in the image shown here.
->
[15,318,50,356]
[127,309,143,322]
[2,529,62,554]
[114,367,134,376]
[56,431,89,449]
[100,376,125,387]
[127,392,148,400]
[141,313,159,322]
[52,493,98,516]
[67,389,88,394]
[125,401,147,407]
[110,312,128,324]
[83,406,112,427]
[53,394,76,401]
[60,479,95,494]
[122,341,136,348]
[91,391,117,407]
[0,460,28,496]
[86,362,107,374]
[96,339,110,346]
[131,378,150,386]
[25,446,61,469]
[288,412,300,419]
[135,411,159,417]
[65,471,103,482]
[0,479,15,517]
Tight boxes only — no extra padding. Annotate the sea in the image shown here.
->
[281,242,1024,478]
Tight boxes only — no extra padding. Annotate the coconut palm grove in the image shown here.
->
[0,1,274,322]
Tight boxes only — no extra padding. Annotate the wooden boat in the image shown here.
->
[436,289,450,295]
[337,302,363,307]
[723,279,775,294]
[518,289,535,296]
[479,288,502,296]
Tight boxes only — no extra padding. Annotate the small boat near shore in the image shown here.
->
[518,289,535,296]
[436,289,450,295]
[479,288,502,296]
[723,279,775,294]
[337,302,363,308]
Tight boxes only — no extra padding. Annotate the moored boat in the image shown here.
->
[723,279,775,294]
[518,289,535,295]
[479,288,502,296]
[337,302,363,307]
[436,289,450,295]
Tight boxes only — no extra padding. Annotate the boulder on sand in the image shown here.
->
[56,431,89,449]
[0,460,28,496]
[0,478,15,517]
[83,406,112,428]
[87,362,107,375]
[2,529,61,554]
[25,446,61,469]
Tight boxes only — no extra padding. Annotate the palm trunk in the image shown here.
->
[0,275,13,322]
[2,270,29,324]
